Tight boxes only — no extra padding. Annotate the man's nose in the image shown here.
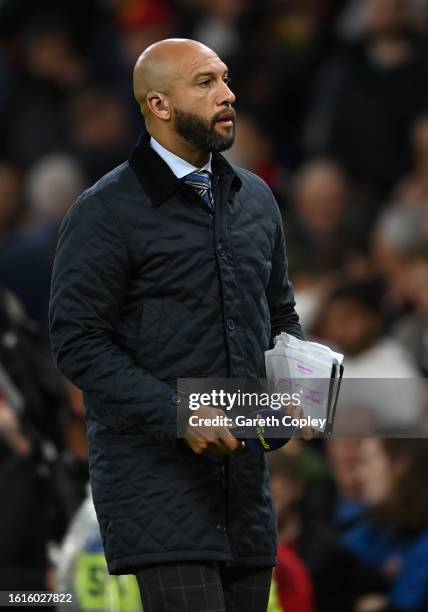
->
[217,80,236,106]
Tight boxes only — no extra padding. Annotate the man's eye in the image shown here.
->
[224,76,232,84]
[198,80,210,87]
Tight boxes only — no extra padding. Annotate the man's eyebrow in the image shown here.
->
[192,68,229,80]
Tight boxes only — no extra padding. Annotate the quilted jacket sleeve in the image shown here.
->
[266,194,304,342]
[49,191,177,441]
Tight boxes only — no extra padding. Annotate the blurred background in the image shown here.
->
[0,0,427,610]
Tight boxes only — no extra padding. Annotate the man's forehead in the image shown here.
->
[182,51,228,78]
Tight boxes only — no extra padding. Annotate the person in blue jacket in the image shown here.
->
[342,438,428,612]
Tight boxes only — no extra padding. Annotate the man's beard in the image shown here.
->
[173,107,236,153]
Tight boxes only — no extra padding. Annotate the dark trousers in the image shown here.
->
[135,562,272,612]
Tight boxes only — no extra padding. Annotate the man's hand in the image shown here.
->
[185,406,242,456]
[287,404,318,441]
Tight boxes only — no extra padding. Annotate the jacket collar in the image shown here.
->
[128,127,242,206]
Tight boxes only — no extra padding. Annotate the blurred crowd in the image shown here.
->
[0,0,427,610]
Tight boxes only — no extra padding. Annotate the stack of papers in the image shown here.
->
[265,333,344,433]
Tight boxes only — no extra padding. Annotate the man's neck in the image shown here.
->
[150,136,212,179]
[148,130,210,167]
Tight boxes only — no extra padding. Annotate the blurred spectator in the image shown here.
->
[0,0,111,53]
[225,111,288,194]
[0,287,84,591]
[336,0,371,42]
[343,438,428,612]
[306,0,428,197]
[287,159,368,274]
[268,452,316,612]
[116,0,176,68]
[55,488,142,611]
[281,438,329,489]
[409,0,428,35]
[339,0,428,41]
[0,19,88,167]
[26,154,86,227]
[326,438,366,530]
[0,155,87,338]
[67,86,131,182]
[371,204,427,312]
[262,0,339,165]
[0,395,55,592]
[315,278,416,375]
[269,447,383,612]
[272,544,315,612]
[192,0,247,59]
[0,161,25,238]
[104,0,178,138]
[314,278,421,428]
[395,113,428,207]
[394,248,428,376]
[291,268,332,333]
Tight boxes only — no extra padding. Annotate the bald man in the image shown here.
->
[50,39,303,612]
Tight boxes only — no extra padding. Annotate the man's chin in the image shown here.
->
[212,125,235,151]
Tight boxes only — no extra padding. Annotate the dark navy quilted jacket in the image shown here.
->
[49,132,303,574]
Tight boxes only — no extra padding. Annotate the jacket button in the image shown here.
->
[216,523,227,533]
[217,244,226,257]
[226,318,235,331]
[170,394,181,405]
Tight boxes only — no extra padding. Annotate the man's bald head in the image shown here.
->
[133,38,219,117]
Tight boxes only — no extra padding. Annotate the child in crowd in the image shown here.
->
[343,438,428,612]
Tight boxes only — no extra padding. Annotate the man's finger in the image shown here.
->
[302,426,317,441]
[222,432,241,452]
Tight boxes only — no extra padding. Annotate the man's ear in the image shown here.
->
[147,92,171,120]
